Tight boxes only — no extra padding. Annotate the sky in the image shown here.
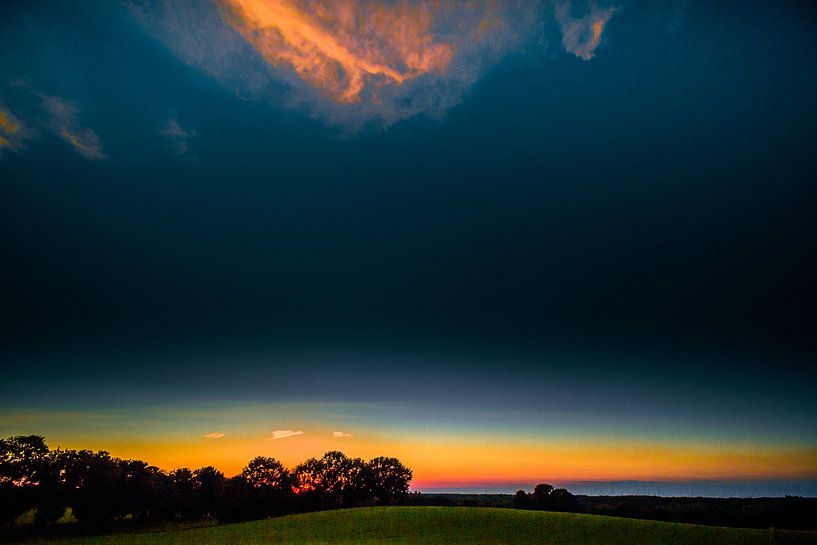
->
[2,0,817,496]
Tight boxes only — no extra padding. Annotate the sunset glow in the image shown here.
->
[5,404,815,486]
[36,431,817,485]
[219,0,455,103]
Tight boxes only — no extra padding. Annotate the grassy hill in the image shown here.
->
[11,506,817,545]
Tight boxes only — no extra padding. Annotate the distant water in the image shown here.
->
[415,480,817,498]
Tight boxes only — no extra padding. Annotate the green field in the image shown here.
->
[11,507,817,545]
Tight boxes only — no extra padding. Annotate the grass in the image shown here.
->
[9,506,817,545]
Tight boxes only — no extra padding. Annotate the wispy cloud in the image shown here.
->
[332,431,352,438]
[1,81,106,161]
[40,96,107,161]
[266,429,304,440]
[555,2,618,61]
[0,109,21,135]
[0,106,32,156]
[160,117,197,161]
[203,432,225,439]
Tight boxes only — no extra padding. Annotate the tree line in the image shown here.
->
[0,435,412,528]
[408,487,817,531]
[512,483,581,512]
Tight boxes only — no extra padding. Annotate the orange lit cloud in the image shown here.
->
[555,1,617,61]
[58,128,106,161]
[129,1,622,128]
[332,431,352,438]
[203,432,225,439]
[132,0,541,127]
[0,109,20,134]
[268,429,305,440]
[0,106,33,156]
[219,0,454,104]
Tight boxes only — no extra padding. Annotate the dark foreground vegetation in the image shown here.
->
[1,435,410,531]
[7,507,817,545]
[3,435,816,541]
[410,489,817,530]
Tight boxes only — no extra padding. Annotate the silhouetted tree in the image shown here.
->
[341,457,370,506]
[241,457,295,517]
[314,451,352,502]
[294,452,375,509]
[32,449,69,526]
[293,457,329,511]
[532,483,555,506]
[0,482,33,526]
[0,435,49,486]
[169,468,195,520]
[61,449,122,527]
[242,457,292,489]
[0,438,64,526]
[549,487,581,512]
[217,476,254,522]
[513,489,530,509]
[516,483,580,513]
[367,456,412,504]
[0,435,414,528]
[192,466,224,519]
[117,460,172,521]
